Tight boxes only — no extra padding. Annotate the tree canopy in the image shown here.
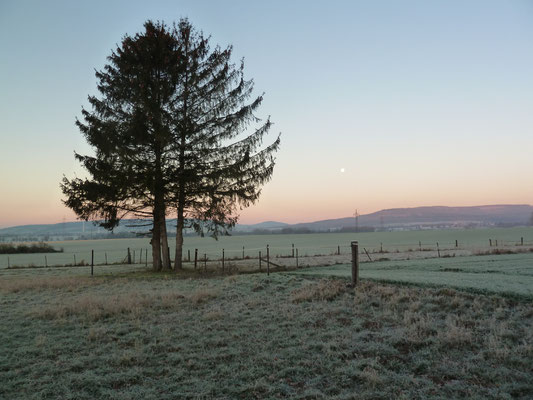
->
[61,19,280,270]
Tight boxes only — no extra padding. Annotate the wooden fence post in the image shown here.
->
[242,246,245,260]
[91,249,94,276]
[292,243,295,258]
[145,249,148,267]
[381,242,383,253]
[188,249,191,262]
[419,241,421,251]
[267,245,270,276]
[194,249,198,269]
[455,240,458,248]
[489,239,492,247]
[337,245,340,255]
[351,241,359,286]
[222,249,225,272]
[437,242,440,258]
[521,237,524,246]
[105,252,108,265]
[127,248,131,264]
[495,240,498,247]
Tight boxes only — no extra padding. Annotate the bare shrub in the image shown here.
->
[291,279,345,303]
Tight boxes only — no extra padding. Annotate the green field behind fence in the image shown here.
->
[1,226,533,269]
[292,253,533,297]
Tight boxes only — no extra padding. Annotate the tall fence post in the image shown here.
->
[455,240,458,248]
[437,242,440,258]
[489,239,492,247]
[105,252,108,265]
[145,249,148,267]
[267,245,270,276]
[292,243,295,258]
[194,249,198,269]
[188,249,191,262]
[242,246,245,260]
[222,249,225,272]
[381,242,383,253]
[495,240,498,247]
[521,237,524,246]
[337,245,340,255]
[351,241,359,286]
[419,241,421,251]
[91,249,94,276]
[127,248,132,264]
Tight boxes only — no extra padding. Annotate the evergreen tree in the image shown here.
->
[62,19,280,271]
[62,21,181,270]
[167,20,280,269]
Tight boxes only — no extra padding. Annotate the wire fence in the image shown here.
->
[2,235,533,271]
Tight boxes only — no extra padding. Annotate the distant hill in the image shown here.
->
[0,204,531,240]
[0,218,289,240]
[291,205,533,231]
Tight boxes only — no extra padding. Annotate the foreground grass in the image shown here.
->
[1,272,532,399]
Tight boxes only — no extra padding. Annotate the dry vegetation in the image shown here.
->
[1,272,532,399]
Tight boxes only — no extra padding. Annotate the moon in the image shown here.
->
[340,168,345,173]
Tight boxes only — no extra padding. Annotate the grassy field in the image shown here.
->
[2,226,533,268]
[293,253,533,298]
[1,269,532,399]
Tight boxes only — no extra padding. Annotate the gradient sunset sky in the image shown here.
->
[1,0,533,228]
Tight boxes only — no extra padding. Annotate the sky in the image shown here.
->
[1,0,533,228]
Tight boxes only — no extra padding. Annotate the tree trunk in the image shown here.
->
[175,210,184,270]
[160,208,171,270]
[151,207,162,271]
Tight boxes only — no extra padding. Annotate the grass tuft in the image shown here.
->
[291,279,346,303]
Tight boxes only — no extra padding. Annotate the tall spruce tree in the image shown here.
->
[62,19,280,271]
[62,21,180,270]
[167,20,280,269]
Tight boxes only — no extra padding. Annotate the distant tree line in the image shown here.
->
[0,242,63,254]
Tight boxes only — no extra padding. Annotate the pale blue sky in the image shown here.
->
[1,0,533,227]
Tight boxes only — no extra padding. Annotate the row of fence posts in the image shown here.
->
[5,236,530,270]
